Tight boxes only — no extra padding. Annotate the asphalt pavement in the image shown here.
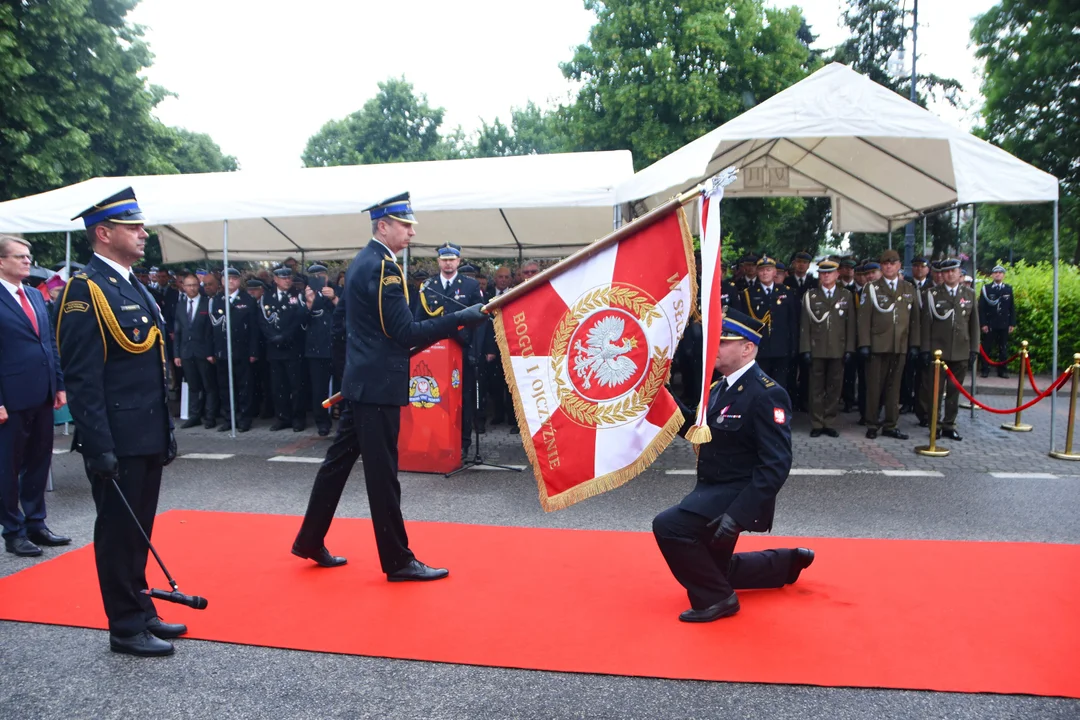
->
[1,384,1078,719]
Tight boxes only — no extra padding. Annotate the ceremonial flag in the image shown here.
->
[488,197,697,511]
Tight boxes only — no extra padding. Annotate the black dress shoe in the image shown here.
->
[998,372,1010,379]
[678,593,740,623]
[217,423,233,432]
[110,630,174,657]
[237,422,251,433]
[27,528,71,546]
[899,404,913,415]
[881,428,909,440]
[980,371,990,379]
[293,423,306,433]
[180,418,201,429]
[5,536,42,557]
[786,548,815,584]
[918,419,930,428]
[146,616,188,639]
[509,424,520,434]
[865,428,878,439]
[842,403,854,413]
[810,429,822,438]
[291,544,347,568]
[386,559,449,582]
[822,428,839,438]
[941,428,962,441]
[268,421,290,431]
[317,427,330,437]
[856,418,866,426]
[203,419,217,429]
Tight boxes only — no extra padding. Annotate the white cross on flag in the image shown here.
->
[491,200,697,511]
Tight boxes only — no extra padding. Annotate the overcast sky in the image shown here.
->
[129,0,998,171]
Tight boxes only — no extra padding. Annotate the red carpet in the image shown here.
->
[0,510,1077,698]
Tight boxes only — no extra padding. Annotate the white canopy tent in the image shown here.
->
[0,150,634,262]
[616,62,1065,454]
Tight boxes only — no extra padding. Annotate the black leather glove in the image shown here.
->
[921,351,932,367]
[858,346,870,359]
[800,352,812,365]
[843,351,852,365]
[907,346,921,362]
[86,451,119,480]
[969,351,979,367]
[705,513,743,544]
[163,432,177,466]
[456,303,487,326]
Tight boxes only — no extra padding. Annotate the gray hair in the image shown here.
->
[0,234,31,256]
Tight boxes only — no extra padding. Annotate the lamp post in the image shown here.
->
[902,0,919,274]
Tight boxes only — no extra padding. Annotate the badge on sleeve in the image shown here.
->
[773,408,786,424]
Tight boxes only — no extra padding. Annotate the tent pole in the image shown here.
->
[613,204,622,231]
[65,231,71,276]
[223,221,237,439]
[922,216,927,256]
[970,206,978,419]
[403,246,409,276]
[1050,199,1060,452]
[888,224,893,250]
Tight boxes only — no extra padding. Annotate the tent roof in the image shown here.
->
[0,151,634,262]
[616,63,1059,233]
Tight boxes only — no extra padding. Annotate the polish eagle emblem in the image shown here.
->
[572,316,638,390]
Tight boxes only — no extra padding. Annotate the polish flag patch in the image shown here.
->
[773,408,786,424]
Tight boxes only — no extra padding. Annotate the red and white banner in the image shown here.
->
[492,203,696,511]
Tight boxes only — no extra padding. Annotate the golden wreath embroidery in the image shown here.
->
[550,286,668,427]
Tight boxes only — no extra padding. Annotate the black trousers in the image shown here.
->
[306,357,333,432]
[215,354,253,427]
[86,454,163,637]
[901,353,922,414]
[294,402,414,574]
[182,356,218,421]
[461,362,476,450]
[652,507,799,610]
[252,359,274,418]
[982,328,1010,375]
[0,399,53,540]
[487,358,513,423]
[269,357,305,426]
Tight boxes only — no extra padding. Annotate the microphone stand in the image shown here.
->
[446,362,523,478]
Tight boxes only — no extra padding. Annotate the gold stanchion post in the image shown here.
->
[1001,341,1033,432]
[1049,353,1080,461]
[916,350,950,457]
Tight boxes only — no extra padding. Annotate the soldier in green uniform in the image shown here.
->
[798,260,855,437]
[857,250,920,440]
[920,258,980,440]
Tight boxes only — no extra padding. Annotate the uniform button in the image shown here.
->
[113,402,120,408]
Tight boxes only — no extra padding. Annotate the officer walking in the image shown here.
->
[59,188,182,657]
[652,308,814,623]
[979,264,1016,378]
[303,264,337,436]
[259,266,308,432]
[799,260,855,437]
[920,258,980,441]
[209,268,260,433]
[733,255,798,387]
[292,192,486,579]
[857,250,920,440]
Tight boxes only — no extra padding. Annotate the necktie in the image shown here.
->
[444,280,450,291]
[889,281,895,292]
[190,297,197,322]
[16,288,38,336]
[825,289,832,299]
[717,379,729,395]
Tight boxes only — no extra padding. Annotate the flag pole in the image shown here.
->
[483,187,703,314]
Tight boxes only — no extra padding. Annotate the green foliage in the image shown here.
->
[165,128,238,174]
[468,103,573,158]
[996,261,1080,372]
[301,78,449,167]
[971,0,1079,264]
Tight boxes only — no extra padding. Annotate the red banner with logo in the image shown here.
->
[399,340,463,473]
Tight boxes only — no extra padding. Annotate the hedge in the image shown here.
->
[990,261,1080,373]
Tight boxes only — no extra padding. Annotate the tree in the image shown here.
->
[468,102,573,158]
[165,128,238,174]
[302,78,448,167]
[971,0,1079,265]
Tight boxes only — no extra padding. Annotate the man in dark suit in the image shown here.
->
[58,188,180,657]
[210,268,261,433]
[979,264,1017,379]
[415,242,483,450]
[173,273,218,428]
[258,266,308,431]
[653,309,814,623]
[292,192,485,579]
[0,235,70,557]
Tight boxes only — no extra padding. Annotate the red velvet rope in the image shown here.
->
[942,364,1073,414]
[979,345,1021,367]
[1024,354,1045,394]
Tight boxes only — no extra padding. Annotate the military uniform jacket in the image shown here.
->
[784,273,818,298]
[921,285,980,362]
[57,256,170,458]
[677,363,793,532]
[258,289,307,360]
[209,290,260,360]
[799,286,856,358]
[857,278,921,354]
[735,283,798,359]
[304,295,335,359]
[979,282,1016,330]
[341,239,463,406]
[414,273,482,352]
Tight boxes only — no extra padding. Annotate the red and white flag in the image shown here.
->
[491,201,697,511]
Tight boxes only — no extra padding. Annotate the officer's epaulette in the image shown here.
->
[73,272,88,280]
[759,374,776,388]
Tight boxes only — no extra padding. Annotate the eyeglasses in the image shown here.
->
[521,268,539,277]
[2,254,32,262]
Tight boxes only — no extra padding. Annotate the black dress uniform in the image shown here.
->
[734,270,798,388]
[978,266,1016,378]
[209,278,260,432]
[653,309,813,621]
[58,189,177,650]
[258,272,308,431]
[414,259,482,453]
[294,193,485,577]
[304,293,335,435]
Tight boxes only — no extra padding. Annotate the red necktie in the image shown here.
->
[16,287,39,336]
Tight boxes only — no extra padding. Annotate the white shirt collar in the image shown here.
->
[372,237,396,259]
[723,360,756,389]
[229,289,239,301]
[0,277,25,302]
[441,272,458,287]
[760,283,773,292]
[94,252,132,280]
